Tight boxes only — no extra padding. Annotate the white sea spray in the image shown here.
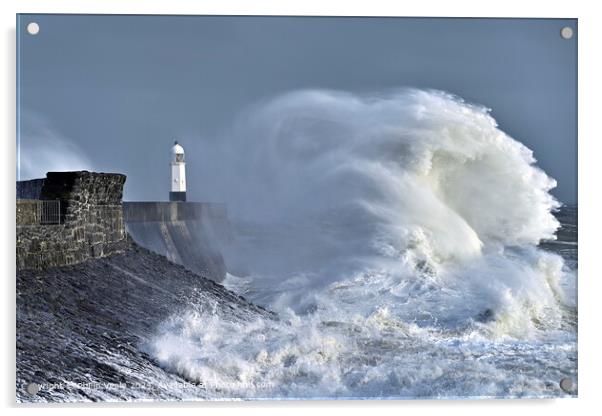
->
[146,89,576,398]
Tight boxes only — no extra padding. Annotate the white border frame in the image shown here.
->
[2,1,600,415]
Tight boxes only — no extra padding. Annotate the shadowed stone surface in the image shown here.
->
[16,243,273,402]
[16,178,45,200]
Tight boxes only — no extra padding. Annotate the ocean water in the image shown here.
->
[146,89,577,399]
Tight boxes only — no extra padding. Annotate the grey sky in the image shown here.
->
[17,15,577,203]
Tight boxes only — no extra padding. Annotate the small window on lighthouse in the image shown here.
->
[175,154,184,162]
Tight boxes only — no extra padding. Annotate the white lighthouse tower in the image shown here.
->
[170,140,186,202]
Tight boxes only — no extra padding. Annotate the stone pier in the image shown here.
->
[16,171,129,270]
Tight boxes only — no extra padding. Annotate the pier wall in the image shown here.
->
[16,171,128,270]
[16,172,229,281]
[123,202,229,281]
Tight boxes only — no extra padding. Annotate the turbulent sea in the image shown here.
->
[146,89,578,399]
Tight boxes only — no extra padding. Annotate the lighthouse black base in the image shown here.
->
[169,191,186,202]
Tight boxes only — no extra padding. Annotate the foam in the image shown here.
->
[147,89,576,398]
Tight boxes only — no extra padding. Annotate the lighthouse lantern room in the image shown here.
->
[170,140,186,202]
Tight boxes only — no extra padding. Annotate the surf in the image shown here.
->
[146,88,576,398]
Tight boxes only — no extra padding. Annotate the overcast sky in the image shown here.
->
[17,15,577,203]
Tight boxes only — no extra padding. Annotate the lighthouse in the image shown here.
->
[169,140,186,202]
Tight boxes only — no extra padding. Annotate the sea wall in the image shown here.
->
[16,178,45,200]
[16,171,129,270]
[16,172,230,280]
[123,202,229,281]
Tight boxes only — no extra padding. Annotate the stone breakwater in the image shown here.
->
[123,202,230,281]
[16,171,229,281]
[16,244,273,402]
[16,171,129,271]
[16,170,261,401]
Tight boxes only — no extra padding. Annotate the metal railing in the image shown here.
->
[17,199,62,226]
[39,200,61,225]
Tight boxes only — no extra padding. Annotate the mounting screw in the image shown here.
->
[559,377,574,393]
[26,22,40,35]
[26,382,40,396]
[560,26,573,40]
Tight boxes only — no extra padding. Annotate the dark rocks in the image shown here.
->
[475,308,496,323]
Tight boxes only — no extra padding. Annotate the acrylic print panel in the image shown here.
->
[15,14,577,402]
